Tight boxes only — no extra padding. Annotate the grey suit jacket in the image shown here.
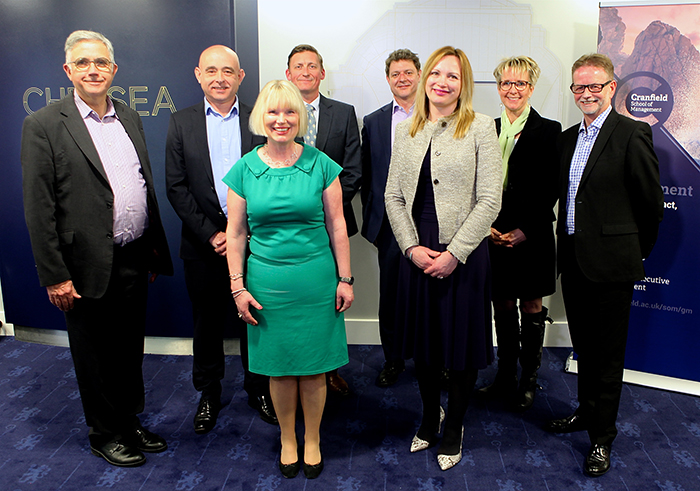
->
[385,113,502,263]
[21,95,173,298]
[317,95,362,236]
[165,100,265,260]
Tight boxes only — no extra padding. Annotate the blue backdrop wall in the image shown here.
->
[0,0,259,337]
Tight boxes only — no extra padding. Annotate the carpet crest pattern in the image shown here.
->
[1,337,699,490]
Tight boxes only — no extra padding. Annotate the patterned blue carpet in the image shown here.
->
[1,335,699,490]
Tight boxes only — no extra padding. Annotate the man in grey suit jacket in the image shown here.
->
[21,30,173,468]
[361,49,421,387]
[286,44,362,395]
[166,45,276,434]
[546,53,664,477]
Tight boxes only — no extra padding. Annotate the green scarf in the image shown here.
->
[498,104,530,189]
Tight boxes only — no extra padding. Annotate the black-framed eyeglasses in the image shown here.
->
[498,80,531,91]
[570,80,613,94]
[68,58,113,72]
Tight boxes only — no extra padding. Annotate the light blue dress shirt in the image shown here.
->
[205,97,242,217]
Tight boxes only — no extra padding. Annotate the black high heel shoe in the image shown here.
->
[303,457,324,479]
[279,458,300,478]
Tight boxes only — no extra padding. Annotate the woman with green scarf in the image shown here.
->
[479,56,561,411]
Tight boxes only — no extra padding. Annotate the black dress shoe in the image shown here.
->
[194,398,220,435]
[91,439,146,467]
[129,426,168,453]
[327,372,351,396]
[303,458,324,479]
[585,444,611,477]
[249,395,278,425]
[544,413,588,433]
[376,360,405,387]
[279,459,300,478]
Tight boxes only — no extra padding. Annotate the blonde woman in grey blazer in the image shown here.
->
[385,46,502,471]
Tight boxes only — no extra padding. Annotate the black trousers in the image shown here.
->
[65,237,149,445]
[559,235,634,446]
[184,255,268,401]
[375,219,403,362]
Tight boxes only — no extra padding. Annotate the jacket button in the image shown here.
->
[441,121,447,127]
[106,202,113,209]
[433,179,439,185]
[106,232,113,239]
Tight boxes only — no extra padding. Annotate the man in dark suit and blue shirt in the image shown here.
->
[166,45,277,434]
[361,49,421,387]
[286,44,362,395]
[21,30,173,467]
[546,53,663,477]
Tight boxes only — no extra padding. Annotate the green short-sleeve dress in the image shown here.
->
[222,144,349,376]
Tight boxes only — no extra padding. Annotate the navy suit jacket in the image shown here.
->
[21,95,173,298]
[165,100,265,261]
[360,101,393,243]
[316,95,362,237]
[557,110,664,282]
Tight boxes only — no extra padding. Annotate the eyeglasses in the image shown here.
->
[498,80,530,91]
[68,58,113,72]
[570,80,613,94]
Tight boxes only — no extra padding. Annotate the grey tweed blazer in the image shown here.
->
[384,112,502,263]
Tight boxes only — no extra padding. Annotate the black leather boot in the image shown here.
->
[515,306,551,411]
[479,309,519,399]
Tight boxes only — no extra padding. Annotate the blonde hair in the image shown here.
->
[410,46,474,139]
[249,80,308,138]
[572,53,615,80]
[493,56,541,86]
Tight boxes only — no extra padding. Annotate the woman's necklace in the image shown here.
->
[260,144,298,168]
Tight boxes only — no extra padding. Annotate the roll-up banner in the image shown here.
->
[598,2,700,387]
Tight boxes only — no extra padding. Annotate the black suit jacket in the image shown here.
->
[317,95,362,237]
[360,101,392,243]
[494,108,561,237]
[165,100,265,260]
[21,95,173,298]
[557,109,663,282]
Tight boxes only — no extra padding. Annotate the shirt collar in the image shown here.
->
[246,143,314,177]
[579,105,612,135]
[74,91,116,120]
[392,99,414,116]
[204,96,239,119]
[306,95,320,114]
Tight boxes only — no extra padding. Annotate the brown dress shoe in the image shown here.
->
[326,371,350,396]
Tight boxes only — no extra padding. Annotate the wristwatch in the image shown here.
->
[339,276,354,285]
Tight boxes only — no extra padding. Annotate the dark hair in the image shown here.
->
[287,44,324,70]
[384,49,420,77]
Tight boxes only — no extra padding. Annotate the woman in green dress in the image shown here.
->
[224,80,353,480]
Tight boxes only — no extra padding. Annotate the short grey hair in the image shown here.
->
[64,30,115,63]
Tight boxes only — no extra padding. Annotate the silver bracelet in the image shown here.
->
[229,273,244,281]
[231,287,247,298]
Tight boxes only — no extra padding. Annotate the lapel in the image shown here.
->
[60,97,110,185]
[317,95,332,150]
[509,107,542,163]
[192,101,216,188]
[239,101,256,154]
[579,109,619,187]
[378,102,393,166]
